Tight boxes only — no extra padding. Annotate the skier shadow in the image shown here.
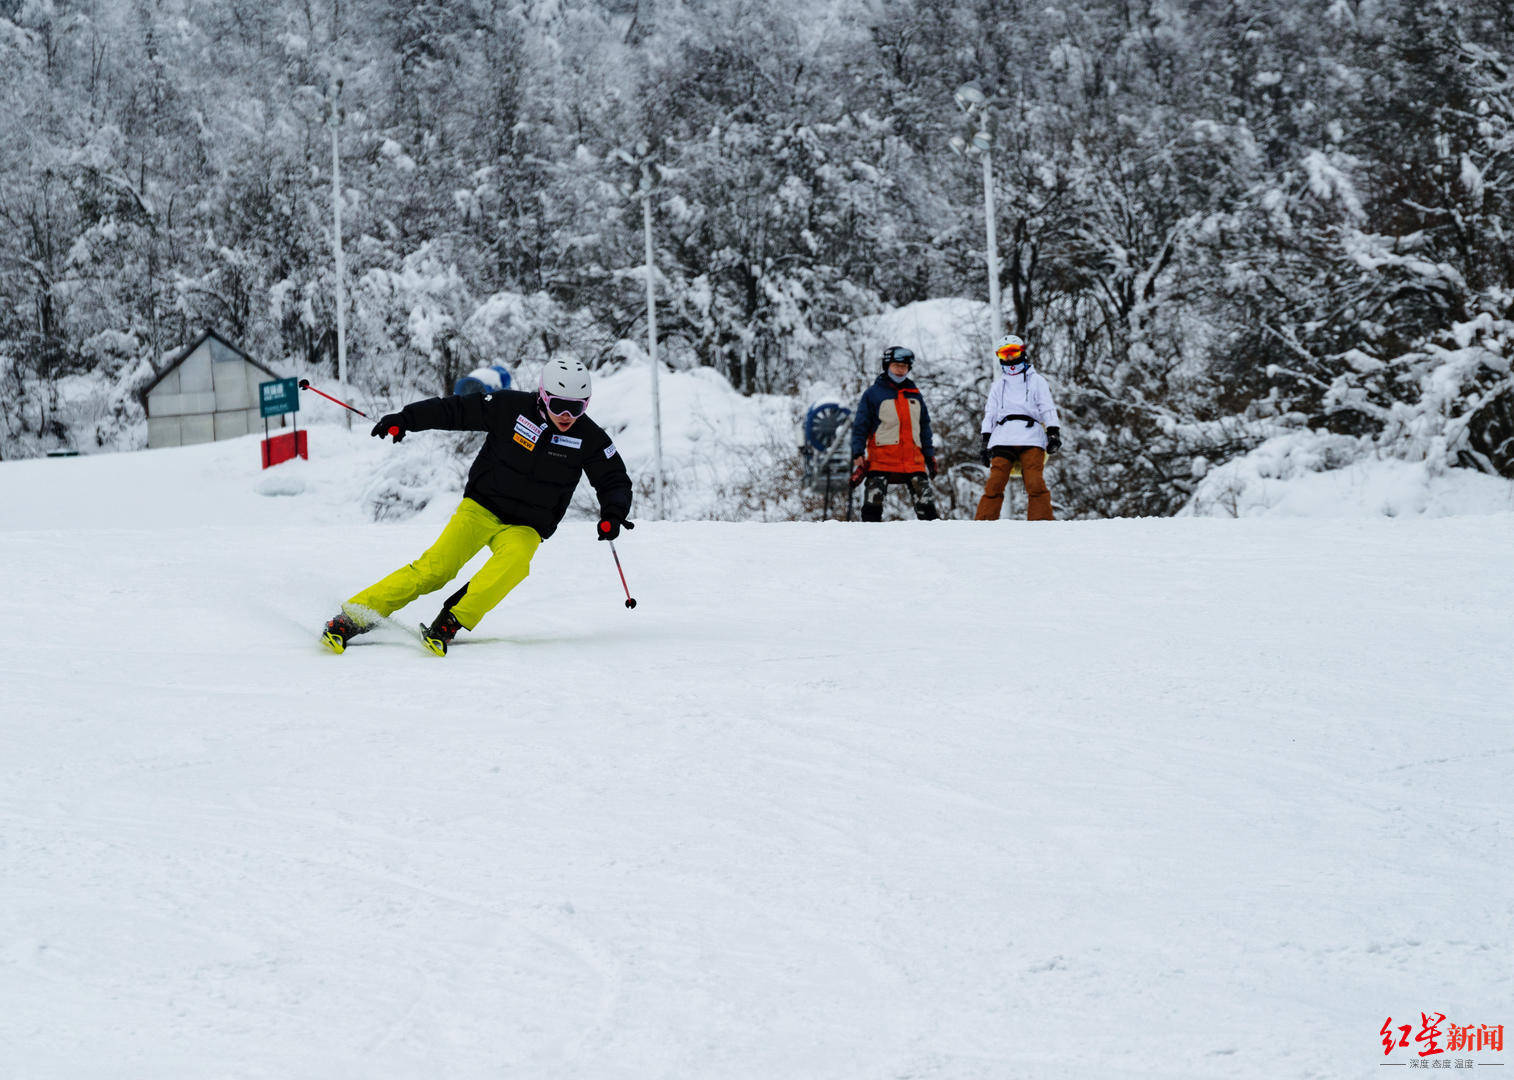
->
[334,627,638,650]
[456,627,642,648]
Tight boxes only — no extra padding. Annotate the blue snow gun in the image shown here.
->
[453,364,513,396]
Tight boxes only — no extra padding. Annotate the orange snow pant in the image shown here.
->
[975,447,1054,521]
[345,498,541,630]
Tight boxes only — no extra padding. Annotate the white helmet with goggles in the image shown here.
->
[539,357,591,418]
[996,335,1027,369]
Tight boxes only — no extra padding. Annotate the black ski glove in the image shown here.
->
[979,433,990,466]
[371,413,406,442]
[597,515,634,541]
[1046,426,1063,455]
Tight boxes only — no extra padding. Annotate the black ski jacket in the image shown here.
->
[398,389,633,540]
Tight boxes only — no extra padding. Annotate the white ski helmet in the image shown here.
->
[539,357,591,402]
[996,334,1027,370]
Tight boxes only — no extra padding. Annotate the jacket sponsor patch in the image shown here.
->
[604,443,618,459]
[513,414,542,449]
[551,434,582,448]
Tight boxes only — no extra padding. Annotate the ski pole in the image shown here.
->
[298,379,369,419]
[298,380,400,439]
[607,539,637,609]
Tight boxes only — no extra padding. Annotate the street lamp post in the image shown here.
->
[614,142,667,520]
[329,77,349,430]
[949,84,1003,345]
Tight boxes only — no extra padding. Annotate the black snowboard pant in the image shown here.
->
[860,471,939,521]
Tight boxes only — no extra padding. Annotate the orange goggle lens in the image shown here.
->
[996,344,1025,361]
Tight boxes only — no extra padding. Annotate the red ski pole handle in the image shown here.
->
[298,379,370,419]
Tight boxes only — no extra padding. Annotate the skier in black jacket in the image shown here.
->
[321,357,633,655]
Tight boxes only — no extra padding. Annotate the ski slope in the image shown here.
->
[2,429,1510,1079]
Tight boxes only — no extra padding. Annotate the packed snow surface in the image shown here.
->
[2,428,1510,1079]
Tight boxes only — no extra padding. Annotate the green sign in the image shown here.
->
[259,378,300,419]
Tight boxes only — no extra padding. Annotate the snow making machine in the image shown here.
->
[801,401,855,520]
[452,364,513,397]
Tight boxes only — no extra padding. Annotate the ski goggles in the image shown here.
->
[540,392,588,418]
[996,342,1025,361]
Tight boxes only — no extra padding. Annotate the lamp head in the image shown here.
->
[954,84,987,112]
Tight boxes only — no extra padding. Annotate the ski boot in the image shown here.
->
[421,609,462,656]
[321,611,369,654]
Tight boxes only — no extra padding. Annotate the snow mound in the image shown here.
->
[1182,431,1514,517]
[844,297,994,386]
[587,361,799,520]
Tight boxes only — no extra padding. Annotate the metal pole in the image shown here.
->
[642,186,666,519]
[981,146,1003,343]
[331,80,349,430]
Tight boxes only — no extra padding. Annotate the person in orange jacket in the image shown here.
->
[849,345,940,521]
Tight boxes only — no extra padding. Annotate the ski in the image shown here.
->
[419,623,448,656]
[319,607,438,655]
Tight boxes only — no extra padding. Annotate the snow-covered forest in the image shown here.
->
[3,0,1513,518]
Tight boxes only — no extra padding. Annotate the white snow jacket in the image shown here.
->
[981,363,1060,450]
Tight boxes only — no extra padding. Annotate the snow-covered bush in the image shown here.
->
[359,430,473,522]
[347,246,474,400]
[1183,429,1514,517]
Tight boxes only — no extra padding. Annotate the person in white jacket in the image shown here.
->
[975,335,1064,521]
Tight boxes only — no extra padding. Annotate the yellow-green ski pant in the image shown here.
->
[345,498,541,631]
